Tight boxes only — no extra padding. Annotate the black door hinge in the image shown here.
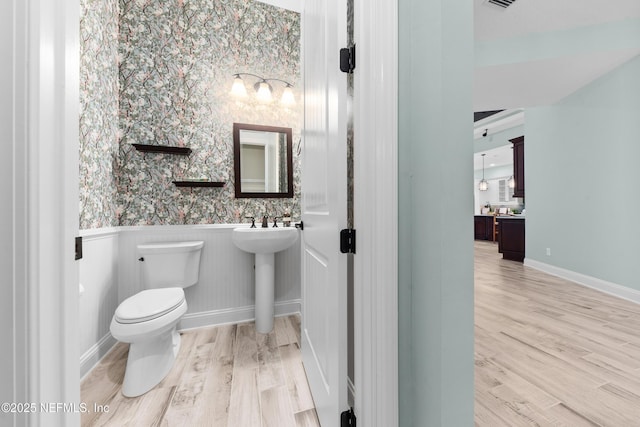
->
[340,228,356,254]
[341,407,356,427]
[75,236,83,260]
[340,44,356,74]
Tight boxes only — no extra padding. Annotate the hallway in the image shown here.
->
[475,241,640,425]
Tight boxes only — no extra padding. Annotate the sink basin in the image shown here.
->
[232,226,299,333]
[232,227,298,254]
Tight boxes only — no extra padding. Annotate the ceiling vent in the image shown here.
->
[485,0,518,9]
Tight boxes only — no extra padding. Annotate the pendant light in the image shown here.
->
[478,153,489,191]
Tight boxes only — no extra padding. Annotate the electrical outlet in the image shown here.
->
[546,247,551,256]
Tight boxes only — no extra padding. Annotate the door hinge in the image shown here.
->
[341,407,356,427]
[340,228,356,254]
[75,236,83,260]
[340,44,356,74]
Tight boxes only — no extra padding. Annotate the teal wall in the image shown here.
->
[399,0,474,425]
[526,54,640,290]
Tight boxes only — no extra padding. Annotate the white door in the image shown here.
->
[301,0,349,425]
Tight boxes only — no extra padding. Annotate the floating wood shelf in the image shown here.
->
[172,181,225,188]
[132,143,192,155]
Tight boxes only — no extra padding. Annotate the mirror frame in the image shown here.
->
[233,123,294,198]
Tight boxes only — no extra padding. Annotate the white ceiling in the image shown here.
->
[474,48,640,110]
[474,0,640,110]
[474,144,513,171]
[475,0,640,41]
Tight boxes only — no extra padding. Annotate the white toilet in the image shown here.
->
[110,241,204,397]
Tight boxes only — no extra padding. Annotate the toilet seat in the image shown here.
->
[115,288,185,324]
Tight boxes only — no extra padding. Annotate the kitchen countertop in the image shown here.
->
[476,214,525,219]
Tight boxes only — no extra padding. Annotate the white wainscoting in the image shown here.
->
[79,224,301,376]
[524,258,640,305]
[79,228,119,377]
[117,225,301,319]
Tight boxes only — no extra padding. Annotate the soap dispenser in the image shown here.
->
[283,211,291,227]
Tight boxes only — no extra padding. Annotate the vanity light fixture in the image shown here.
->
[507,175,515,189]
[478,153,489,191]
[230,73,296,105]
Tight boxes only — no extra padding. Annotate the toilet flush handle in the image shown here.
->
[138,257,144,262]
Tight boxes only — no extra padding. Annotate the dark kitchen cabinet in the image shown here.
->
[497,217,525,262]
[510,136,524,198]
[474,215,495,241]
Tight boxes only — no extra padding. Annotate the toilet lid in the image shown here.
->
[115,288,185,324]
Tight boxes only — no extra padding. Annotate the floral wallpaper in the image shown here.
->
[80,0,301,228]
[80,0,120,229]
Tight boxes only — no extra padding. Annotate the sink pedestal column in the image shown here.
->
[254,253,275,333]
[232,227,298,334]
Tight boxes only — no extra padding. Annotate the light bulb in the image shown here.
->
[230,75,247,97]
[281,85,295,105]
[255,81,273,102]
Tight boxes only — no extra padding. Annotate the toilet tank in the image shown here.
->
[137,241,204,289]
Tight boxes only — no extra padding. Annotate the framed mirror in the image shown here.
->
[233,123,293,198]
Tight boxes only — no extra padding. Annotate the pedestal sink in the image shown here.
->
[232,226,299,333]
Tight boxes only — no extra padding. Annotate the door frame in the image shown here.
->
[17,0,401,425]
[14,0,81,425]
[352,0,399,425]
[2,1,29,423]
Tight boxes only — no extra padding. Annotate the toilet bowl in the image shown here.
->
[110,241,203,397]
[110,288,187,397]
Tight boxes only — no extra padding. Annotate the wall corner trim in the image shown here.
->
[524,258,640,305]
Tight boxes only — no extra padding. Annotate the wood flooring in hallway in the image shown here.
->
[81,314,319,427]
[475,240,640,426]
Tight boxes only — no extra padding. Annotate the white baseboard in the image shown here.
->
[81,300,301,379]
[178,299,301,331]
[524,258,640,305]
[80,333,117,379]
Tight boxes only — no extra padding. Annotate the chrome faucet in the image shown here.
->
[261,215,269,228]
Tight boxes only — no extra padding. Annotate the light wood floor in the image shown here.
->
[475,240,640,426]
[81,314,319,427]
[83,244,640,426]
